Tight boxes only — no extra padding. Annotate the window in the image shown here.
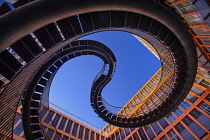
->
[165,80,172,87]
[190,109,202,119]
[141,105,147,113]
[128,103,133,111]
[141,91,147,97]
[134,97,140,104]
[194,0,210,19]
[121,110,125,115]
[198,55,208,65]
[44,111,55,124]
[190,109,210,130]
[42,126,47,133]
[168,130,181,140]
[182,116,206,138]
[130,128,135,132]
[65,120,73,134]
[71,123,79,137]
[125,107,130,114]
[152,122,162,134]
[133,132,140,140]
[175,123,185,133]
[186,93,197,103]
[138,128,148,140]
[191,85,205,95]
[14,122,23,136]
[175,123,195,140]
[84,129,89,140]
[199,102,210,115]
[155,75,161,81]
[130,100,135,106]
[144,87,150,93]
[136,109,143,115]
[120,128,125,139]
[182,116,193,126]
[161,136,168,140]
[125,128,130,136]
[167,114,176,123]
[146,100,153,110]
[151,95,159,105]
[159,118,169,129]
[144,125,155,139]
[115,130,120,140]
[51,114,61,127]
[96,134,100,140]
[53,133,61,140]
[199,80,210,88]
[206,95,210,101]
[179,101,190,110]
[160,85,169,94]
[90,131,95,140]
[155,91,164,99]
[137,94,143,101]
[78,126,84,139]
[151,79,158,85]
[148,83,154,89]
[46,129,54,138]
[58,117,67,130]
[14,114,21,124]
[174,108,183,117]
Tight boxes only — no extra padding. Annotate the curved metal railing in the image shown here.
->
[0,0,197,138]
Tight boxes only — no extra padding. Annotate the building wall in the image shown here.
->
[13,105,108,140]
[12,71,210,140]
[102,83,209,140]
[101,0,210,140]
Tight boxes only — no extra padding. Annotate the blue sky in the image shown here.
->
[49,31,160,129]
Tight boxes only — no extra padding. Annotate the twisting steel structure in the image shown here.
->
[0,0,198,139]
[21,40,117,139]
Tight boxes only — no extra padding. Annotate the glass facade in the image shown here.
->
[51,114,61,127]
[44,111,55,124]
[58,117,67,130]
[13,121,23,136]
[179,101,190,110]
[12,84,210,139]
[183,116,206,138]
[65,120,73,134]
[71,123,79,137]
[175,123,196,140]
[13,106,107,140]
[199,102,210,114]
[99,1,210,138]
[78,126,84,139]
[168,130,181,140]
